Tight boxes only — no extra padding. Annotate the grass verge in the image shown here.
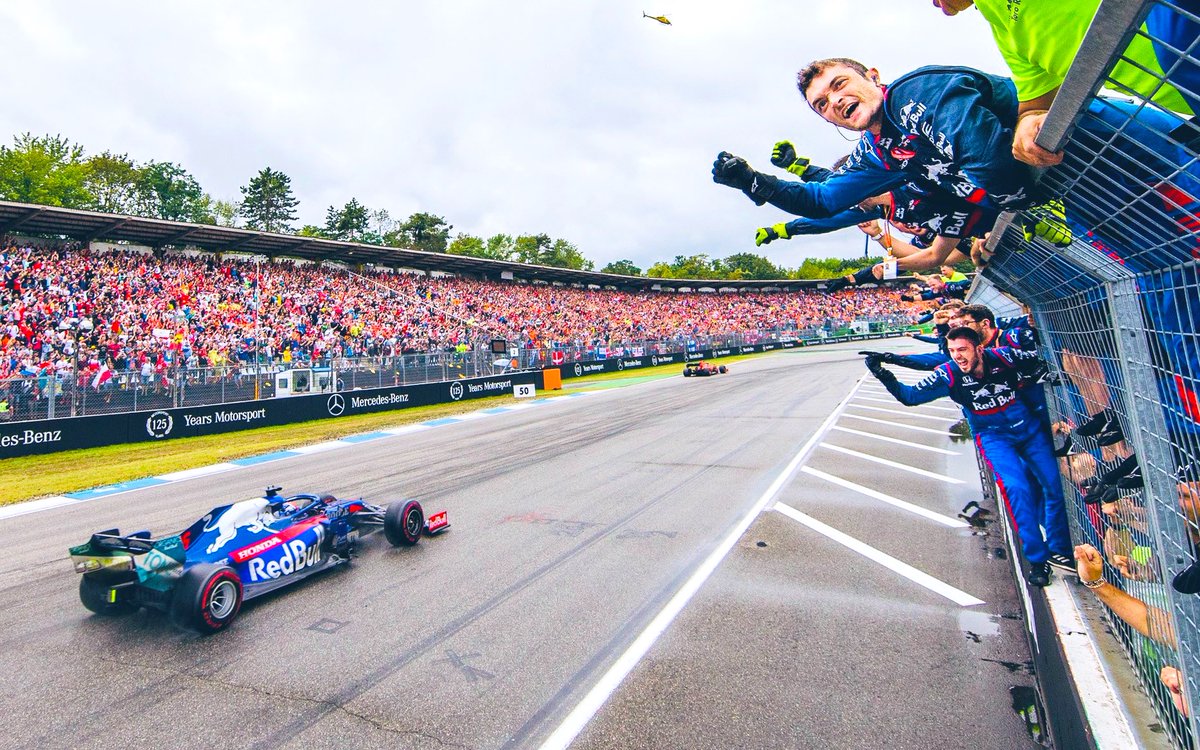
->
[0,351,771,506]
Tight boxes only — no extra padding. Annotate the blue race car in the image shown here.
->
[68,486,448,633]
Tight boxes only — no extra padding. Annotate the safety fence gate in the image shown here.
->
[978,0,1200,745]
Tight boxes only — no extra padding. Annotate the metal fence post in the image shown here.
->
[1107,277,1200,739]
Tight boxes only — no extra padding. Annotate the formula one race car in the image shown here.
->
[682,360,728,377]
[68,486,448,633]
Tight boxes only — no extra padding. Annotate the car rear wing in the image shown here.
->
[68,529,178,575]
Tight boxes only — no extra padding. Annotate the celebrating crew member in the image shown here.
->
[864,327,1072,586]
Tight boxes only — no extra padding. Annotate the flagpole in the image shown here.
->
[254,255,261,400]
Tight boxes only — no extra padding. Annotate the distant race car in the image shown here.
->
[68,486,448,633]
[682,360,728,377]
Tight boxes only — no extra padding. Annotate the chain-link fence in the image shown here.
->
[1,321,906,424]
[977,0,1200,744]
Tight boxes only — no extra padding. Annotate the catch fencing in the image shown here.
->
[978,0,1200,745]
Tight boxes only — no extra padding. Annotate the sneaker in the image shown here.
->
[1096,423,1127,446]
[1046,554,1076,575]
[1052,433,1073,458]
[1076,409,1117,437]
[1083,482,1118,505]
[1101,454,1139,485]
[1027,562,1050,587]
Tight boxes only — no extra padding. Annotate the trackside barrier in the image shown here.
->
[0,372,539,459]
[550,332,904,380]
[0,331,902,459]
[972,0,1200,746]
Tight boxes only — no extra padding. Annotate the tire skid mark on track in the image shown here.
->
[248,441,749,749]
[15,650,241,750]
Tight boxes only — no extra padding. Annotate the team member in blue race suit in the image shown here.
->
[865,327,1073,587]
[713,61,1043,255]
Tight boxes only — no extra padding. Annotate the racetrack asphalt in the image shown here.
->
[0,341,1040,749]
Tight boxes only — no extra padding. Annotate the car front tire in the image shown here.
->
[385,500,424,547]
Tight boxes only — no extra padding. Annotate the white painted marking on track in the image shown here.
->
[830,426,959,455]
[0,495,78,520]
[818,443,965,484]
[773,503,985,606]
[853,395,960,413]
[844,404,960,423]
[155,463,240,481]
[290,440,349,454]
[380,424,433,436]
[801,466,968,527]
[535,376,869,750]
[840,413,955,436]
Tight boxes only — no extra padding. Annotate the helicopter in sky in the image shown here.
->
[642,12,671,25]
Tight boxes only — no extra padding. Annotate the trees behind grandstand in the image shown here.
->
[0,135,208,222]
[0,132,881,280]
[239,167,299,233]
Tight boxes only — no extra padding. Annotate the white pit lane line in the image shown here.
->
[801,466,968,528]
[774,503,985,607]
[844,404,961,423]
[535,376,868,750]
[829,426,959,455]
[818,443,965,484]
[853,395,961,413]
[840,413,954,436]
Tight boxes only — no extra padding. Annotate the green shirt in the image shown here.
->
[975,0,1193,115]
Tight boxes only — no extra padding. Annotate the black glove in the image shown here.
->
[863,354,885,375]
[857,350,895,363]
[825,276,850,293]
[712,151,777,206]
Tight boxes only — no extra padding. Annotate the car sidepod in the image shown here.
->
[228,518,339,599]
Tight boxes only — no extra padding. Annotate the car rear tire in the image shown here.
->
[682,368,691,377]
[79,573,137,616]
[170,564,243,633]
[385,500,424,547]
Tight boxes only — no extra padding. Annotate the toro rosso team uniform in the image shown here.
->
[871,347,1071,566]
[760,66,1040,231]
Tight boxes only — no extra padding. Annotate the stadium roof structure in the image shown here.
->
[0,200,901,292]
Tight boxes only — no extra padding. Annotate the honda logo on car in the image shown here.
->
[245,529,323,582]
[232,535,282,563]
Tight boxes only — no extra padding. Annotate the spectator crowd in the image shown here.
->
[0,241,912,406]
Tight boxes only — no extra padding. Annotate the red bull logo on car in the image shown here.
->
[245,526,324,582]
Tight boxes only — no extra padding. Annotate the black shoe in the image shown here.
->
[1116,464,1143,489]
[1082,481,1119,505]
[1052,433,1073,457]
[1046,554,1075,575]
[1096,423,1127,446]
[1027,562,1050,587]
[1101,454,1139,485]
[1076,409,1117,437]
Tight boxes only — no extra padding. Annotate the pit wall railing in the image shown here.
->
[1,322,906,425]
[975,0,1200,746]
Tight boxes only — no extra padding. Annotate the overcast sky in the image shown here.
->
[0,1,1007,271]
